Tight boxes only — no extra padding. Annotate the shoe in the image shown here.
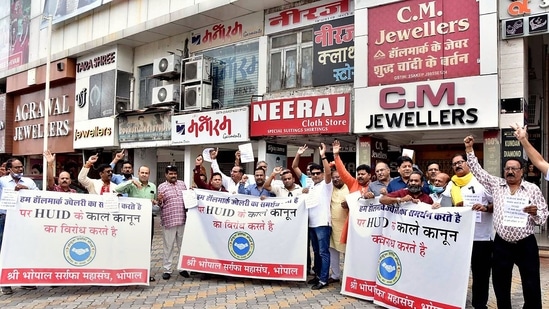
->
[327,278,340,284]
[149,276,155,282]
[179,270,190,278]
[311,282,328,290]
[162,273,171,280]
[20,286,37,290]
[307,277,319,285]
[1,287,13,295]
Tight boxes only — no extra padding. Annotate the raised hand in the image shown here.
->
[297,144,308,155]
[115,149,125,161]
[43,150,55,164]
[209,148,218,160]
[464,135,474,152]
[88,153,99,164]
[511,123,528,142]
[332,140,340,155]
[319,143,327,157]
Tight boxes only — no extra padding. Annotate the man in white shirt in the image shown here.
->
[209,149,243,194]
[293,143,333,290]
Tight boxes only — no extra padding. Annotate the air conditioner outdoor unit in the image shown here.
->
[115,100,130,114]
[183,56,211,84]
[184,84,212,110]
[153,54,181,79]
[152,84,180,105]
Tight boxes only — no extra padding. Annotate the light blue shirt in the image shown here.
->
[0,175,39,214]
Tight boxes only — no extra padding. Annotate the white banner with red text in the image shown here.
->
[178,189,307,280]
[341,192,475,309]
[0,191,151,286]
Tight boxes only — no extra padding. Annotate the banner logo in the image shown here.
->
[64,236,97,267]
[377,250,402,286]
[228,231,255,260]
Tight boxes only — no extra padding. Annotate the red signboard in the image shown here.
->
[367,0,480,86]
[250,94,350,136]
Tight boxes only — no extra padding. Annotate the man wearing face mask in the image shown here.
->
[380,171,433,205]
[430,172,452,208]
[0,158,39,295]
[448,154,493,309]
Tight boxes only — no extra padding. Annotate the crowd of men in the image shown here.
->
[0,126,547,309]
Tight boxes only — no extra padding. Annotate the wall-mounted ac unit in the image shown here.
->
[152,84,180,105]
[115,100,130,114]
[183,56,211,84]
[184,84,212,110]
[153,54,181,79]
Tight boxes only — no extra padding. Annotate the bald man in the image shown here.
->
[430,172,452,208]
[44,150,76,193]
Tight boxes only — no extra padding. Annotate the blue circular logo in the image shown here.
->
[377,250,402,286]
[228,231,254,260]
[64,236,96,267]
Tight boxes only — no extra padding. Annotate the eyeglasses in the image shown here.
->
[504,167,522,172]
[103,170,113,174]
[452,160,466,167]
[311,172,322,176]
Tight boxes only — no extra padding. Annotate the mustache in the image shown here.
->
[506,173,515,177]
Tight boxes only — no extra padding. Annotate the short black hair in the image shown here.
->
[97,163,111,173]
[356,164,371,173]
[309,163,323,173]
[426,161,440,169]
[121,160,132,167]
[5,158,21,170]
[211,172,222,179]
[165,165,178,173]
[396,156,413,167]
[254,167,266,175]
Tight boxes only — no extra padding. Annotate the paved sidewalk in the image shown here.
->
[1,221,548,308]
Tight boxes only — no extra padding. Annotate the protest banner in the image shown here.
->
[341,192,475,309]
[179,189,307,280]
[0,191,151,286]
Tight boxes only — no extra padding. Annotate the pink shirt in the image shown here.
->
[157,180,187,228]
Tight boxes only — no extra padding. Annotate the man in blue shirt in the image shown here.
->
[238,167,274,198]
[0,158,38,295]
[109,150,135,185]
[387,156,429,194]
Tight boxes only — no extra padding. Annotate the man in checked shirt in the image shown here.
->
[464,135,548,309]
[157,165,189,280]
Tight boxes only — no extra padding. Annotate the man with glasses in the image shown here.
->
[0,158,39,294]
[511,124,549,182]
[264,167,303,197]
[464,135,548,309]
[447,154,493,309]
[209,148,244,194]
[294,143,333,290]
[157,165,189,280]
[78,154,117,195]
[369,162,392,196]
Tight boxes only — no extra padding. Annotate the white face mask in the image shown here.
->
[11,172,22,179]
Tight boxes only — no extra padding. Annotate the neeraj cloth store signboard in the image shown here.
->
[250,93,350,136]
